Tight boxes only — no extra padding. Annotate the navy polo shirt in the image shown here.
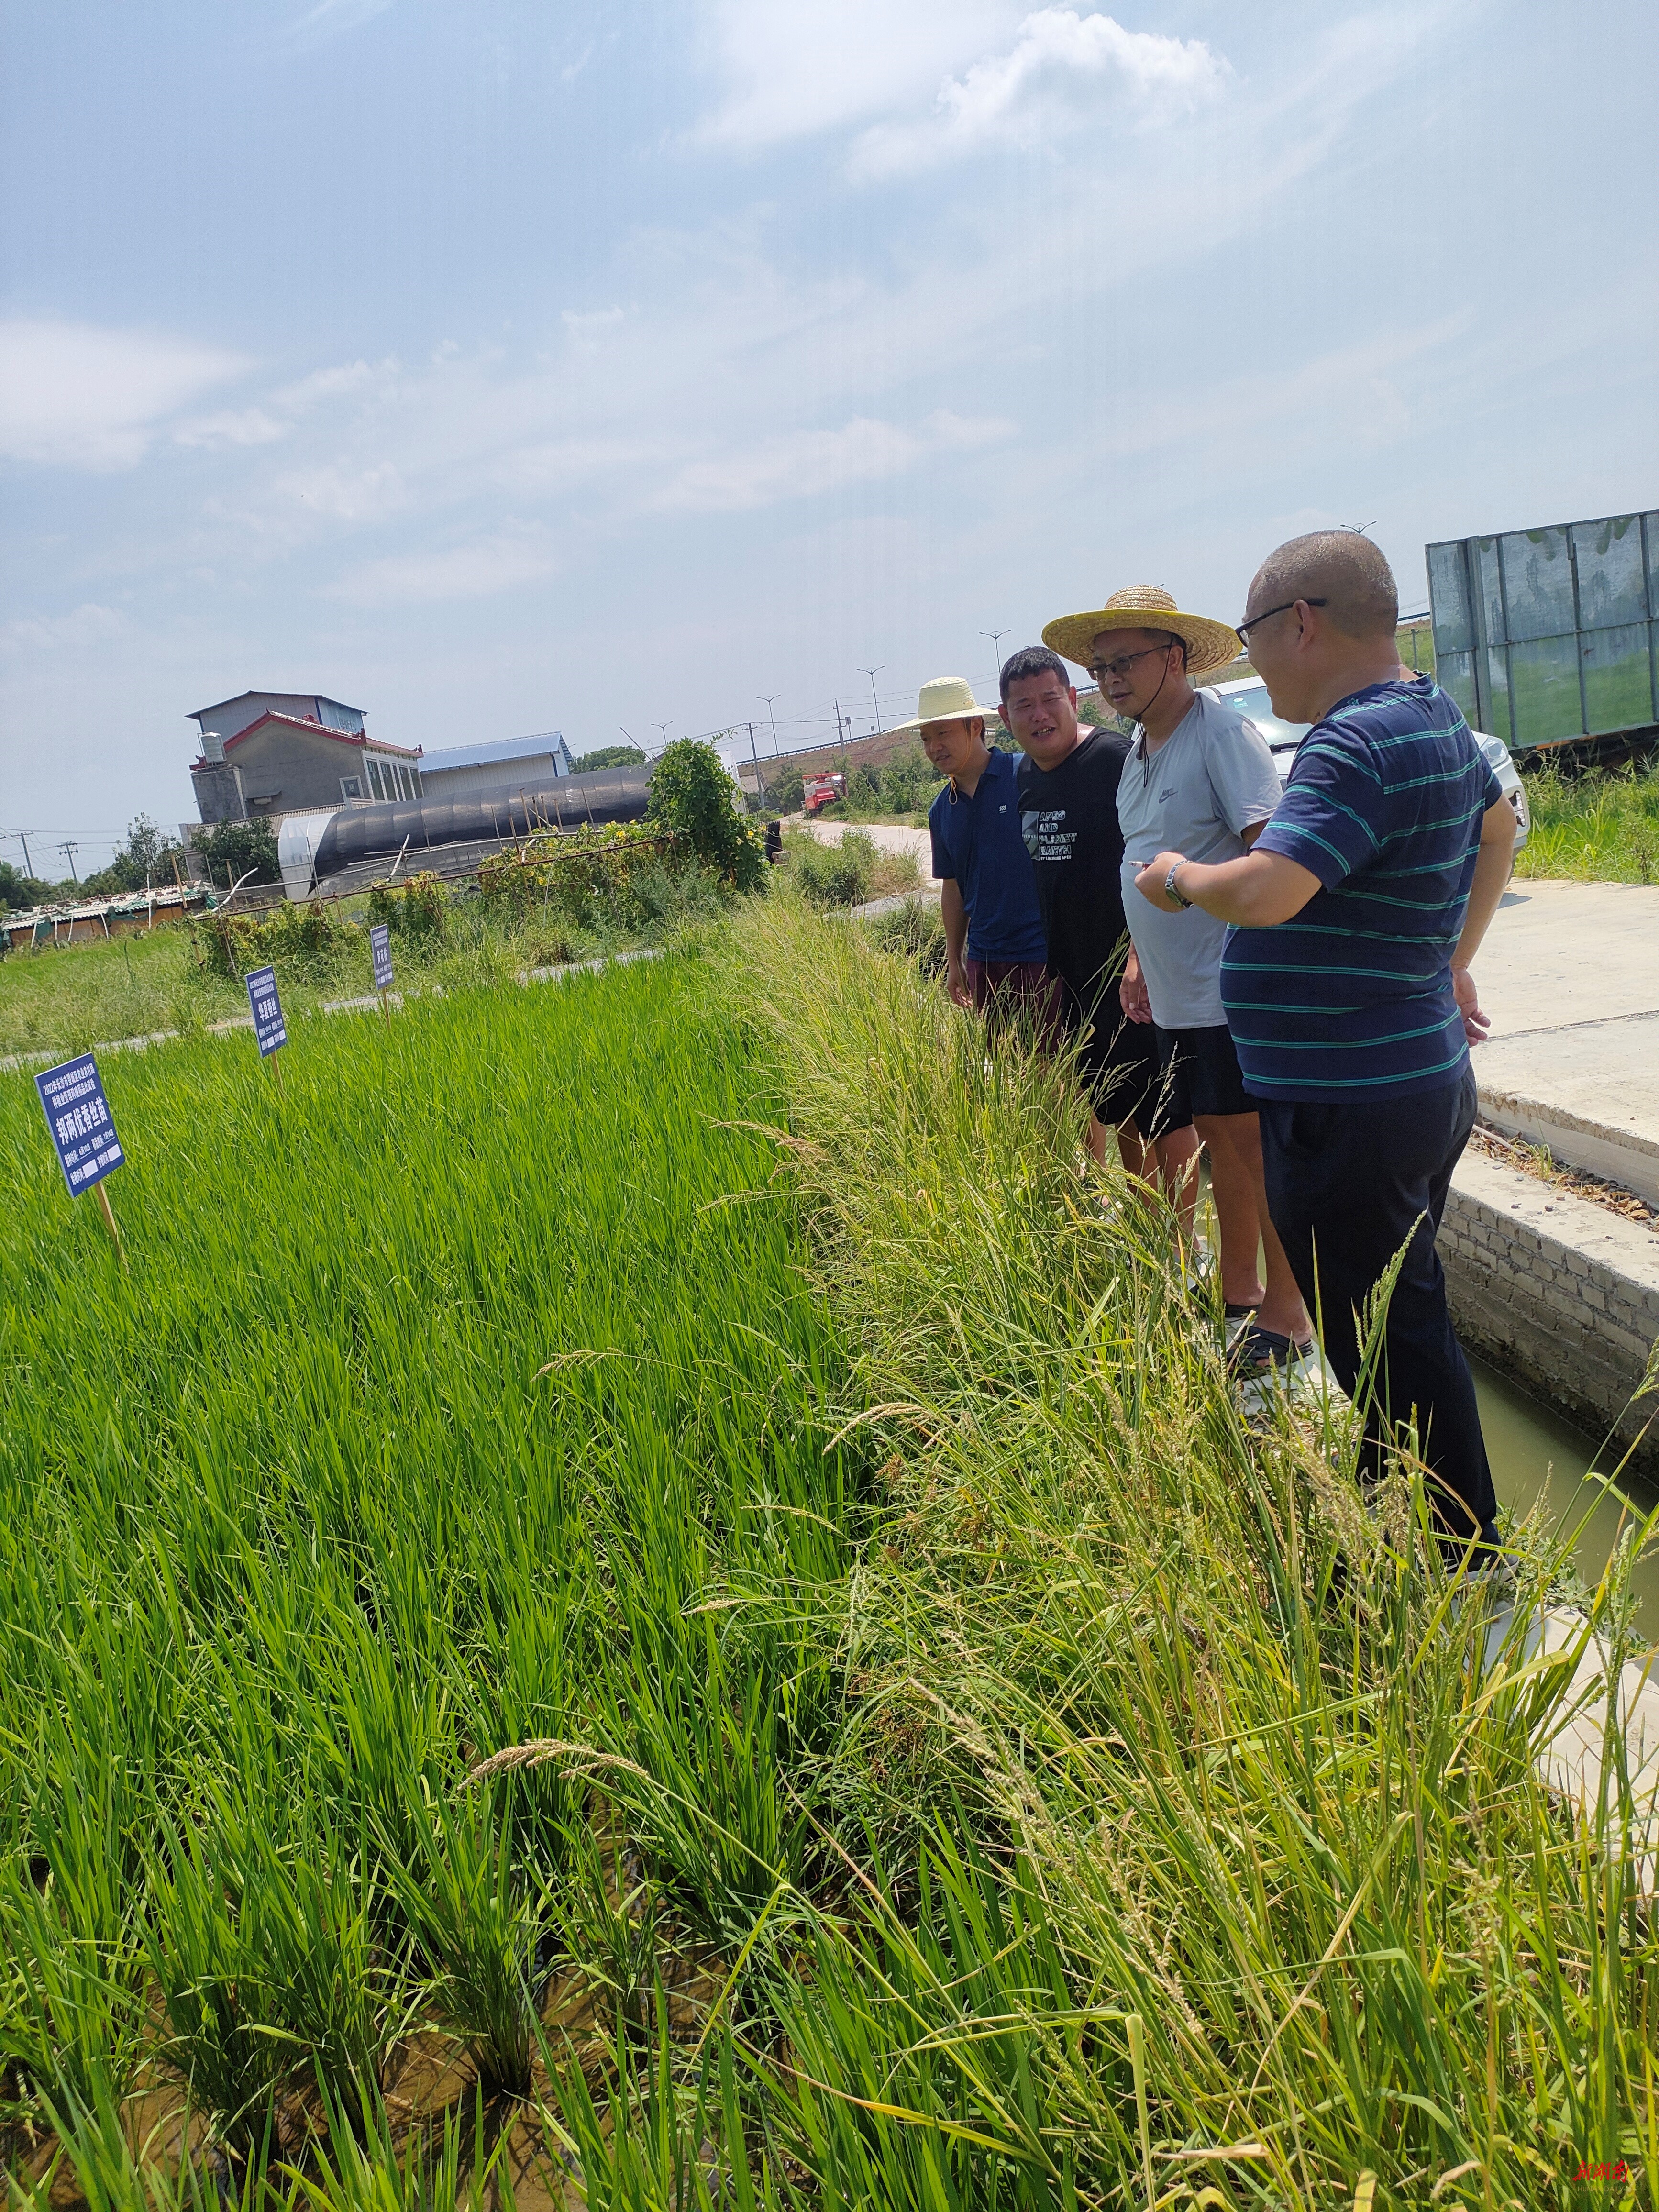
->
[928,747,1047,963]
[1220,678,1503,1102]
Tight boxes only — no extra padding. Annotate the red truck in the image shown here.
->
[802,771,847,817]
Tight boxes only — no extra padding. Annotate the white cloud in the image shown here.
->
[173,407,289,450]
[0,603,127,654]
[561,306,629,339]
[694,0,1017,149]
[272,461,409,524]
[0,318,247,469]
[851,9,1228,178]
[275,358,402,410]
[332,524,556,606]
[279,0,394,51]
[656,409,1011,512]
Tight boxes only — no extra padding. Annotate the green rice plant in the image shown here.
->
[0,953,857,2194]
[545,1820,660,2047]
[376,1779,552,2094]
[536,2003,772,2212]
[140,1809,289,2153]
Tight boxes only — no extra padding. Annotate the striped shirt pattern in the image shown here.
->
[1220,678,1502,1102]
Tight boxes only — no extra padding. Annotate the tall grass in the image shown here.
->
[1516,757,1659,884]
[4,907,1656,2207]
[718,901,1659,2209]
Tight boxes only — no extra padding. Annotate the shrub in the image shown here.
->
[198,899,352,978]
[647,739,766,890]
[367,870,449,941]
[792,831,875,907]
[762,766,806,815]
[476,826,676,926]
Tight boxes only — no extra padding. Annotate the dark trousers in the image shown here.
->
[1258,1068,1498,1548]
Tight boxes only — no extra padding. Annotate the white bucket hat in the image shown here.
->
[890,675,1000,732]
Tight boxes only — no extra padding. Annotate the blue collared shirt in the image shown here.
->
[928,746,1047,963]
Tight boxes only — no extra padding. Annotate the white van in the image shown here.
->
[1206,675,1530,852]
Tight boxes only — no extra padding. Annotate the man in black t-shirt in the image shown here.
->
[1001,645,1200,1215]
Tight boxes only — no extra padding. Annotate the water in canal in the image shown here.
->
[1473,1356,1659,1628]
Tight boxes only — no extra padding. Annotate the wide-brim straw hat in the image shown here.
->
[890,675,1000,732]
[1042,586,1240,679]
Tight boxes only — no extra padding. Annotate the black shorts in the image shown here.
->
[1153,1022,1256,1122]
[1079,1012,1191,1138]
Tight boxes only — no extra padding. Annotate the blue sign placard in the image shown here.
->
[244,965,288,1056]
[35,1053,124,1194]
[370,923,394,992]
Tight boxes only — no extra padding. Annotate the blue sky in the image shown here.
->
[1,0,1654,863]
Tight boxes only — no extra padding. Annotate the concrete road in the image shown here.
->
[1471,880,1659,1203]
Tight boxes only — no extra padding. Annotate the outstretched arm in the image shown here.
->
[1133,846,1322,926]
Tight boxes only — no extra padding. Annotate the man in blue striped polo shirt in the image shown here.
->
[1132,531,1516,1562]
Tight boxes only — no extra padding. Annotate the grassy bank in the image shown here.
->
[0,860,726,1062]
[3,907,1655,2206]
[1515,758,1659,885]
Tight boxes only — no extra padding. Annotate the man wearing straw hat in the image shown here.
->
[998,642,1200,1221]
[896,675,1051,1020]
[1042,586,1313,1375]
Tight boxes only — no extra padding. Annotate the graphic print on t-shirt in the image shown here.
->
[1016,729,1133,1029]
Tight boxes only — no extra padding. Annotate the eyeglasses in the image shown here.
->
[1086,644,1176,683]
[1236,596,1327,643]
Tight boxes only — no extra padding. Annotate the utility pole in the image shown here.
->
[859,664,885,737]
[759,694,780,756]
[57,841,80,885]
[3,829,36,876]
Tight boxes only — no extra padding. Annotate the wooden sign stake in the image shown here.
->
[270,1052,285,1101]
[95,1182,126,1266]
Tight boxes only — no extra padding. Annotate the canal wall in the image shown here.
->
[1444,1149,1659,1475]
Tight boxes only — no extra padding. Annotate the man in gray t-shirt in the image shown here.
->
[1116,688,1281,1026]
[1042,584,1312,1380]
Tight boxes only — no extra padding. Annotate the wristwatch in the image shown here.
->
[1164,861,1193,910]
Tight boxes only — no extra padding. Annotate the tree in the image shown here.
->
[572,743,647,774]
[195,817,282,889]
[0,861,55,911]
[646,739,765,892]
[79,813,183,897]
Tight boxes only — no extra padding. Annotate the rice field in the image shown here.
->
[3,914,1658,2208]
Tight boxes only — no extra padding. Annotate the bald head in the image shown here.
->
[1250,531,1398,643]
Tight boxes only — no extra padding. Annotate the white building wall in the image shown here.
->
[417,751,567,802]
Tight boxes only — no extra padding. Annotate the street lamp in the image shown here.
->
[859,664,885,737]
[980,629,1008,683]
[759,694,781,756]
